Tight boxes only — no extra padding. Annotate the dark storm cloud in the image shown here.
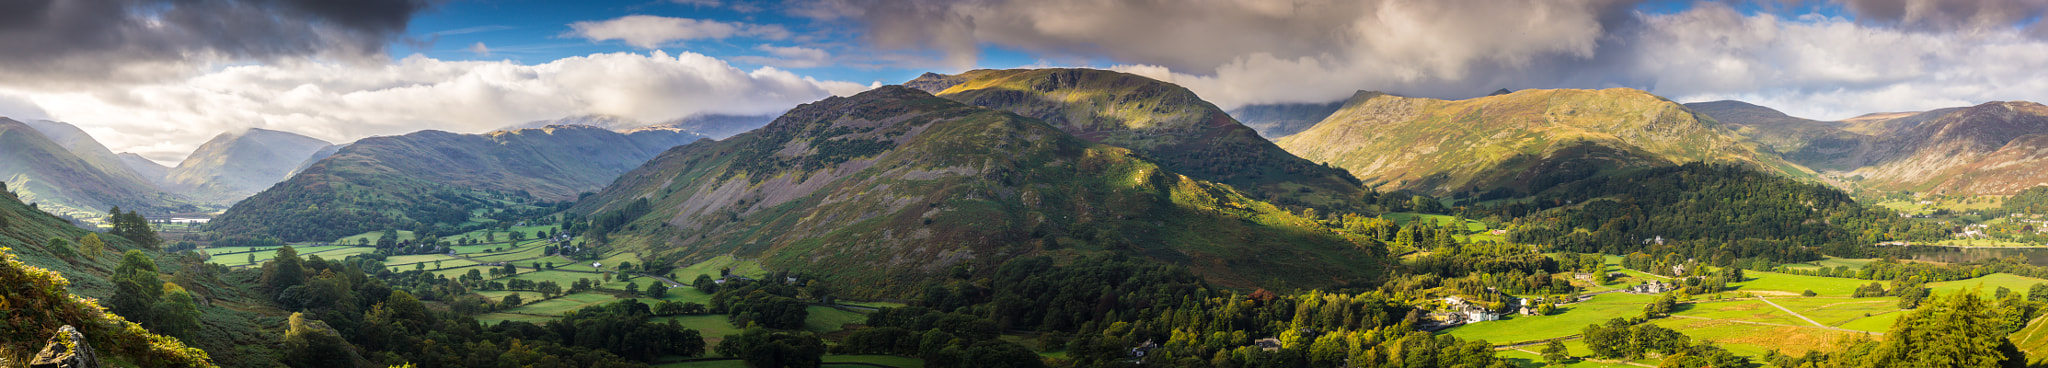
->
[1837,0,2048,33]
[0,0,439,86]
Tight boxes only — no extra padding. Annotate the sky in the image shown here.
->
[3,0,2048,164]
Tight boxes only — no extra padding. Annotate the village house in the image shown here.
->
[1253,338,1282,352]
[1626,280,1676,294]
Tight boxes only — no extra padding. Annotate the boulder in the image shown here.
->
[29,325,98,368]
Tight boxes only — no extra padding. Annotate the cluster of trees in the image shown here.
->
[1619,252,1744,295]
[251,245,696,367]
[1768,292,2028,367]
[2003,186,2048,215]
[1578,318,1750,366]
[838,307,1039,368]
[1406,242,1573,295]
[707,278,810,330]
[583,198,651,245]
[106,206,160,249]
[900,255,1514,368]
[107,250,203,339]
[1335,214,1468,253]
[1497,164,1947,262]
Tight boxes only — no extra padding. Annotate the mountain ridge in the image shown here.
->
[571,85,1384,297]
[1277,88,1810,196]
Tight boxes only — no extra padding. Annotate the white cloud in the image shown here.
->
[733,45,833,68]
[0,92,49,121]
[9,51,873,163]
[468,42,491,56]
[569,15,791,49]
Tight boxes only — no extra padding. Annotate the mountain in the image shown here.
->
[1226,100,1345,139]
[1275,89,1808,196]
[643,114,776,140]
[1683,100,1878,170]
[1852,101,2048,194]
[206,125,704,241]
[19,120,159,191]
[283,143,341,179]
[0,118,192,218]
[571,86,1383,297]
[118,153,170,186]
[504,114,776,140]
[912,68,1369,211]
[165,129,334,205]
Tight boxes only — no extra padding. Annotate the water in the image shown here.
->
[1903,246,2048,267]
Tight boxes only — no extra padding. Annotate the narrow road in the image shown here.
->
[1667,315,1880,335]
[1755,295,1830,329]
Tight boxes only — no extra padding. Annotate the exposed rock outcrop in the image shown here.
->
[29,325,98,368]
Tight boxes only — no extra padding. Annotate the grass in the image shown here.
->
[335,230,416,245]
[498,291,621,316]
[1765,297,1904,332]
[1442,292,1655,344]
[2010,315,2048,361]
[1649,317,1870,358]
[657,315,746,343]
[1498,349,1645,368]
[656,356,924,368]
[206,245,363,267]
[674,255,769,281]
[1927,273,2048,298]
[805,306,868,332]
[1670,300,1810,327]
[1725,270,1873,297]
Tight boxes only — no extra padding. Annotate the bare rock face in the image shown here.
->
[29,325,98,368]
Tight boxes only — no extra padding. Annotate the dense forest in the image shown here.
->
[1497,164,1945,263]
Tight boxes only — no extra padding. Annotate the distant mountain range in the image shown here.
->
[1226,100,1345,139]
[502,114,775,140]
[165,128,335,205]
[206,125,706,241]
[0,118,194,218]
[570,85,1382,297]
[1692,100,2048,195]
[1274,89,1808,196]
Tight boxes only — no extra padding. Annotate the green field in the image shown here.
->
[806,306,868,332]
[1671,300,1810,327]
[1928,273,2048,298]
[1648,317,1868,357]
[1766,297,1904,332]
[1726,270,1874,297]
[656,356,924,368]
[448,225,561,244]
[206,245,365,267]
[336,230,416,245]
[556,251,644,273]
[1442,292,1655,344]
[673,255,769,281]
[1499,349,1648,368]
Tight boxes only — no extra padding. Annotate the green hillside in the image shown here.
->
[1275,89,1812,197]
[572,86,1384,297]
[206,125,702,241]
[0,118,195,219]
[920,68,1370,211]
[0,182,239,367]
